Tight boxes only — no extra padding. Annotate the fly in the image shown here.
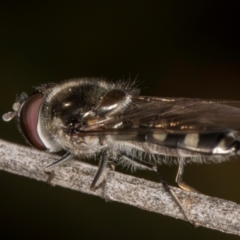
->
[3,78,240,226]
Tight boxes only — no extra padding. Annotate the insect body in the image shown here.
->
[3,78,240,225]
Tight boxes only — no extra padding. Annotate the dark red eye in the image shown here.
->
[20,92,47,150]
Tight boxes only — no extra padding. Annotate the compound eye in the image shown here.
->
[20,92,47,150]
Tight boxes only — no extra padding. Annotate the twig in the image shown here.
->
[0,139,239,235]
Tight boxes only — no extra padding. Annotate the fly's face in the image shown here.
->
[2,83,61,152]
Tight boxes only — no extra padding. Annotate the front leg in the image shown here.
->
[44,152,74,185]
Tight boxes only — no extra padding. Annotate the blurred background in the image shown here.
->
[0,1,240,239]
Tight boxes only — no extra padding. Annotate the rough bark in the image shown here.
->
[0,139,239,235]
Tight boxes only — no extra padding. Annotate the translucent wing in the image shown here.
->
[73,96,240,135]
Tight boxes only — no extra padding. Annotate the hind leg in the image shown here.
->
[176,159,198,193]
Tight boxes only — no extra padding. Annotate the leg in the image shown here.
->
[45,171,55,185]
[156,169,195,226]
[176,159,198,193]
[44,152,74,171]
[120,152,157,171]
[90,151,108,190]
[121,153,194,226]
[44,152,74,184]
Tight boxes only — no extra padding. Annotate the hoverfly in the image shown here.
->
[3,78,240,225]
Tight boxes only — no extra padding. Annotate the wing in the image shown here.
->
[73,96,240,135]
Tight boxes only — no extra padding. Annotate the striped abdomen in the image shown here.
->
[142,131,240,156]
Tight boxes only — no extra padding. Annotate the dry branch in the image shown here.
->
[0,139,239,235]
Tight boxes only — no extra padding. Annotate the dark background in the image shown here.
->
[0,1,240,239]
